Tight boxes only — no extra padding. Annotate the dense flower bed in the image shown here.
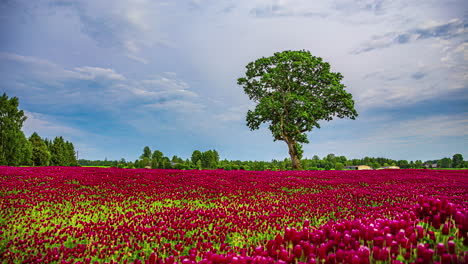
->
[0,167,467,263]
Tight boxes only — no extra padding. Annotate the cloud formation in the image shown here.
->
[354,18,466,54]
[0,0,466,161]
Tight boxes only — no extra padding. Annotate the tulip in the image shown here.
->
[433,215,441,229]
[441,224,450,235]
[379,247,389,261]
[293,244,303,259]
[441,253,451,264]
[447,241,455,254]
[275,234,283,247]
[423,248,434,263]
[372,246,380,260]
[336,249,344,262]
[436,243,445,255]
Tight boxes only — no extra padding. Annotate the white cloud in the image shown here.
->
[353,18,466,54]
[126,54,149,64]
[0,52,56,67]
[144,100,205,113]
[141,77,189,90]
[22,111,84,139]
[62,0,173,59]
[122,74,199,101]
[0,52,126,82]
[73,66,126,80]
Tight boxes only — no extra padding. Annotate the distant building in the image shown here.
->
[423,163,437,168]
[345,165,372,170]
[378,166,400,170]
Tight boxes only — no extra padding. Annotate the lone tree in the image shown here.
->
[238,50,358,169]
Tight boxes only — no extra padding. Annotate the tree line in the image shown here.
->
[0,93,77,166]
[79,147,467,171]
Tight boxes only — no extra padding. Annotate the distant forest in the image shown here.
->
[78,146,467,171]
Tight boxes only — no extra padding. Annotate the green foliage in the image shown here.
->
[438,158,452,168]
[141,157,151,168]
[372,162,381,169]
[191,150,202,165]
[238,50,358,169]
[151,150,163,169]
[50,137,65,166]
[452,154,463,168]
[140,146,152,159]
[335,162,345,170]
[397,160,410,169]
[200,150,219,169]
[29,132,51,166]
[78,159,120,167]
[64,141,78,166]
[0,93,31,166]
[47,137,77,166]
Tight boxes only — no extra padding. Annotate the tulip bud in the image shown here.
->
[351,254,360,264]
[433,215,441,229]
[385,233,393,247]
[423,249,434,263]
[148,253,156,264]
[416,225,424,238]
[336,249,344,262]
[379,247,389,261]
[279,249,289,262]
[437,243,445,255]
[441,253,451,264]
[442,224,449,235]
[293,245,303,259]
[275,234,283,246]
[372,246,380,260]
[390,241,399,255]
[447,241,455,254]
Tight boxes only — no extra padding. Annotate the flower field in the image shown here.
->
[1,167,467,264]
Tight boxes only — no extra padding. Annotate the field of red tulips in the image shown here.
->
[0,167,467,264]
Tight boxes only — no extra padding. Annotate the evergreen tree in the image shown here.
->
[0,93,31,165]
[65,141,78,166]
[29,132,51,166]
[452,154,464,168]
[191,150,202,166]
[18,134,32,165]
[213,150,220,165]
[140,146,152,159]
[50,136,66,166]
[151,150,163,169]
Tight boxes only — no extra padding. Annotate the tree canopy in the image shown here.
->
[29,132,51,166]
[0,93,31,165]
[237,50,358,169]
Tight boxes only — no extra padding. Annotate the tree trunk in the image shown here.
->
[286,140,302,170]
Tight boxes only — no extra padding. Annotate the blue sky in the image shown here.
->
[1,0,467,162]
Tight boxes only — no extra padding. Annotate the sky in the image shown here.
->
[0,0,467,162]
